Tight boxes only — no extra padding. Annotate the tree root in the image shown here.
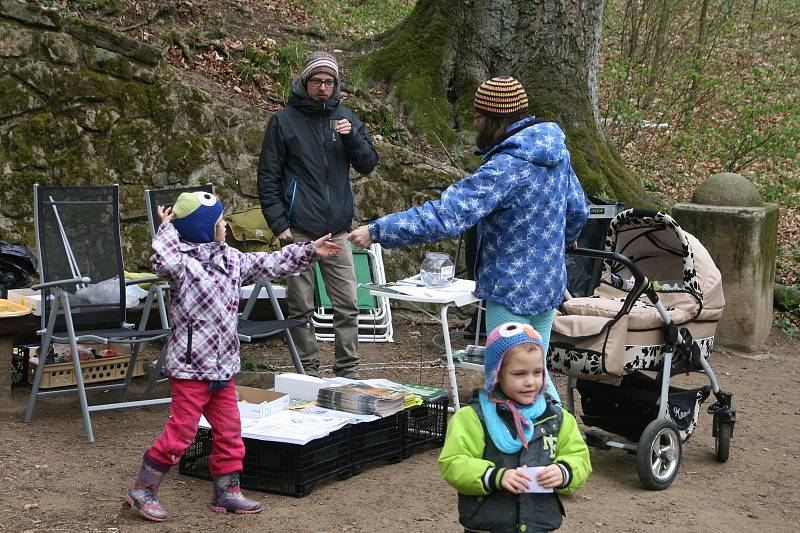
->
[121,5,174,32]
[279,24,327,40]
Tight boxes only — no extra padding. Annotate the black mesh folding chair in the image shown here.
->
[25,184,171,443]
[143,185,306,393]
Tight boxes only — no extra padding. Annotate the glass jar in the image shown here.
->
[419,252,455,288]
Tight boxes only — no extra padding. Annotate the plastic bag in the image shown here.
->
[0,240,37,298]
[76,277,146,308]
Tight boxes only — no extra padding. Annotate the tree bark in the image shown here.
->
[361,0,647,206]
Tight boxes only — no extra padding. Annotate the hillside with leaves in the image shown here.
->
[33,0,800,331]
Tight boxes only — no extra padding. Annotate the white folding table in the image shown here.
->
[364,278,481,410]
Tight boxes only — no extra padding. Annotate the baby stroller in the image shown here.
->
[548,209,736,490]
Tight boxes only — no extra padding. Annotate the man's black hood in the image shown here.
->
[287,76,341,115]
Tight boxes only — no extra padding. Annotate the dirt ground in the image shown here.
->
[1,317,799,533]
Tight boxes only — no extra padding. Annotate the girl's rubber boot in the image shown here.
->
[211,472,263,514]
[124,461,169,522]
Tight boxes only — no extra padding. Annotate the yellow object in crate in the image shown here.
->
[0,298,32,317]
[30,354,145,389]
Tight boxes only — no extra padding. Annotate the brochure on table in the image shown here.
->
[198,376,440,445]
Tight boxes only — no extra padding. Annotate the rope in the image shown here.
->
[242,359,447,375]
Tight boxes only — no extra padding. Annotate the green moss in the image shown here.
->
[7,112,54,168]
[104,119,153,178]
[120,222,154,271]
[159,132,209,178]
[762,207,780,292]
[0,170,39,222]
[39,32,79,65]
[64,17,162,65]
[88,47,136,80]
[214,133,240,159]
[242,122,266,154]
[0,76,42,118]
[564,124,650,208]
[184,98,213,133]
[362,3,456,149]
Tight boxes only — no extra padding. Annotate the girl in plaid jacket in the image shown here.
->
[125,191,341,522]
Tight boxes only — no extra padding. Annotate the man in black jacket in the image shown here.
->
[257,51,378,378]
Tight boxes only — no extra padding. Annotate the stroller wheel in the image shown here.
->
[714,416,732,463]
[636,419,682,490]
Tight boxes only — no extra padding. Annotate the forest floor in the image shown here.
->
[1,317,799,533]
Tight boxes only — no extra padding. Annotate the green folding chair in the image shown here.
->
[312,244,393,342]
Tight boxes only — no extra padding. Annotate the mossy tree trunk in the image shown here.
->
[363,0,647,206]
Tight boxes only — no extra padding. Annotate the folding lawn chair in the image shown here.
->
[312,243,394,343]
[143,185,306,388]
[25,184,172,443]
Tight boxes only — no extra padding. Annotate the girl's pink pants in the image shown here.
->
[145,378,245,476]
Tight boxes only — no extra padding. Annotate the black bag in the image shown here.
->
[578,371,710,441]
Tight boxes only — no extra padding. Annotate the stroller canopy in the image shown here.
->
[601,209,725,319]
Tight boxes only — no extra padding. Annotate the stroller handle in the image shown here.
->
[567,247,648,289]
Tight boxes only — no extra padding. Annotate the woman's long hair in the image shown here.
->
[475,111,528,151]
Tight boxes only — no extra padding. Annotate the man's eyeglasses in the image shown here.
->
[308,78,336,88]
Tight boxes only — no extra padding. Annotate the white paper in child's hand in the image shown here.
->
[519,466,554,493]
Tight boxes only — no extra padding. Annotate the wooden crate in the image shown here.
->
[29,354,145,389]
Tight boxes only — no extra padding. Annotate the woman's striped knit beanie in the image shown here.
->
[301,51,339,84]
[474,76,529,117]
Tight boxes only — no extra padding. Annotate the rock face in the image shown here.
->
[0,1,463,279]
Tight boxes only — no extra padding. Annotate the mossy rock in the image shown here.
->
[0,2,61,30]
[40,31,78,65]
[0,21,35,57]
[85,46,136,80]
[692,173,763,207]
[0,76,44,118]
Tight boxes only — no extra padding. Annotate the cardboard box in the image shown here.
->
[274,373,327,402]
[7,288,43,316]
[237,386,290,419]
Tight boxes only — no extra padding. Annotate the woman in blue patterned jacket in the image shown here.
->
[348,76,589,401]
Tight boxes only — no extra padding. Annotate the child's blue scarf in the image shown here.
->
[479,389,547,454]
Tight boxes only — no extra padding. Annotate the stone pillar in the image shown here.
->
[673,173,779,352]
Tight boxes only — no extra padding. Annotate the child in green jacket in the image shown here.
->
[439,322,591,532]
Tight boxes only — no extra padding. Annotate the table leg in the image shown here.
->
[439,303,461,411]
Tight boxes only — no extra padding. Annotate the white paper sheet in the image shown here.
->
[519,466,554,493]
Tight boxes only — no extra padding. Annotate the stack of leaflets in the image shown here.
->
[317,383,406,417]
[399,383,448,401]
[360,378,448,406]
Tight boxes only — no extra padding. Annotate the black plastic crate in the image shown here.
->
[348,410,406,471]
[11,344,37,387]
[179,399,450,497]
[404,397,449,455]
[179,426,352,497]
